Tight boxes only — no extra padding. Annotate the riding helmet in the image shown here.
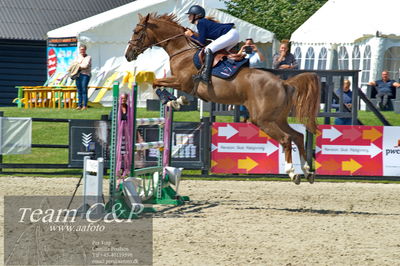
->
[186,5,206,19]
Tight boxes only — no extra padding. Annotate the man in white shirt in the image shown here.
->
[237,38,265,122]
[238,38,265,68]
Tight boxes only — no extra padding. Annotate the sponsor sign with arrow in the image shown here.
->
[316,125,383,176]
[211,123,305,174]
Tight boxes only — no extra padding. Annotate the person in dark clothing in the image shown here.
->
[117,93,145,171]
[368,71,400,110]
[332,80,353,125]
[184,5,239,85]
[272,40,298,70]
[120,93,128,120]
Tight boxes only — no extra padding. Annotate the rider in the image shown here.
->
[184,5,239,85]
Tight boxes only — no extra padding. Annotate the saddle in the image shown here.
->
[198,48,246,67]
[192,49,249,80]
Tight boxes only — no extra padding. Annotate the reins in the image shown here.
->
[128,32,187,51]
[128,29,200,59]
[169,47,195,59]
[128,16,202,58]
[152,33,186,47]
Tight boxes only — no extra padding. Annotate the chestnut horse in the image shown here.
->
[125,13,320,184]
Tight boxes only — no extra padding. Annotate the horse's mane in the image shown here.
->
[147,13,181,27]
[141,13,201,48]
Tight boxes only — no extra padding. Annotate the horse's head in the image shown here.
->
[125,14,155,62]
[125,13,187,62]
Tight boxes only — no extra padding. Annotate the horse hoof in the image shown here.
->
[306,173,315,184]
[177,96,189,105]
[167,100,181,110]
[291,174,301,185]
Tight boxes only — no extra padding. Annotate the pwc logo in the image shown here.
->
[385,139,400,155]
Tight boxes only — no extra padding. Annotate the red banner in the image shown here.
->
[212,123,400,177]
[315,125,383,176]
[211,123,280,173]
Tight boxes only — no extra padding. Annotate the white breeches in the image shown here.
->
[206,28,239,53]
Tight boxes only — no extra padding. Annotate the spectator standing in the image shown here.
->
[117,93,145,171]
[272,40,298,69]
[237,38,266,122]
[74,44,91,110]
[368,70,400,110]
[332,80,353,125]
[238,38,265,68]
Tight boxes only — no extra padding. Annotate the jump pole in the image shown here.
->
[107,80,189,219]
[130,84,189,206]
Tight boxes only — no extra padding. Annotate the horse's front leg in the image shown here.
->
[152,76,189,110]
[153,76,182,89]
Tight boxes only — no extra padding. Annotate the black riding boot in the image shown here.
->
[156,89,177,105]
[193,48,213,85]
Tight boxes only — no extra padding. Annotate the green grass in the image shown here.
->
[0,106,231,122]
[358,111,400,126]
[0,106,220,176]
[0,106,398,180]
[3,106,397,124]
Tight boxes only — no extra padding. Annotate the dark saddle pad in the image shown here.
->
[193,49,249,79]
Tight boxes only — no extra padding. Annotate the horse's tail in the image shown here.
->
[284,72,321,134]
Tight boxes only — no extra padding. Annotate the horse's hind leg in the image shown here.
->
[277,120,315,184]
[259,122,300,185]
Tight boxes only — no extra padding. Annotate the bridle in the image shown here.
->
[127,21,198,58]
[127,23,149,55]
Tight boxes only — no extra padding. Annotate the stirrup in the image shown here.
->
[192,74,201,83]
[192,73,210,85]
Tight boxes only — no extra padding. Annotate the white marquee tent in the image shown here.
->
[47,0,276,106]
[291,0,400,89]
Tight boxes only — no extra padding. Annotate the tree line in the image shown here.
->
[223,0,328,41]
